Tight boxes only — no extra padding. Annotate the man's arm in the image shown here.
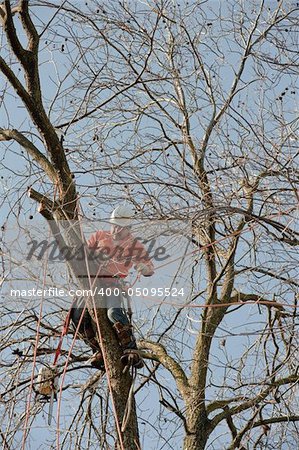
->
[132,240,154,277]
[87,230,104,250]
[136,261,154,277]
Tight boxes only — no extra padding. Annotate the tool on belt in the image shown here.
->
[36,365,58,425]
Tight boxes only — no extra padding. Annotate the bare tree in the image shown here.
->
[0,1,298,449]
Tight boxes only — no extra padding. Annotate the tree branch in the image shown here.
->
[224,405,238,440]
[228,415,299,450]
[206,397,249,415]
[2,0,28,65]
[139,339,190,400]
[27,186,60,216]
[0,128,58,183]
[0,54,32,104]
[19,0,39,53]
[211,374,299,429]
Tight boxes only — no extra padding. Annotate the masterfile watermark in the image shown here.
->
[10,287,99,298]
[4,218,194,306]
[9,285,187,308]
[26,236,170,263]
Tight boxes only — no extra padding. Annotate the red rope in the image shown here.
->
[53,308,71,366]
[55,304,89,450]
[21,228,52,450]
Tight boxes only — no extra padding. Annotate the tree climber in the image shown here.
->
[71,203,154,370]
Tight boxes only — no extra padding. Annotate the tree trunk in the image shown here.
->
[184,435,207,450]
[183,401,210,450]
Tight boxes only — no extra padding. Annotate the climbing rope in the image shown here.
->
[21,227,52,450]
[121,367,137,433]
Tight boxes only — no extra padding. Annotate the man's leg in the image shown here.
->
[107,307,137,349]
[106,289,144,368]
[70,304,105,370]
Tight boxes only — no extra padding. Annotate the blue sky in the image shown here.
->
[0,1,298,449]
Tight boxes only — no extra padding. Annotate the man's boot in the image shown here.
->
[83,328,105,371]
[87,337,105,370]
[113,322,144,369]
[71,308,105,370]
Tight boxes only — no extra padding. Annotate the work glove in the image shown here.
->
[136,262,154,277]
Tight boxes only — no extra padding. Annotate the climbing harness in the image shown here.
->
[121,349,144,371]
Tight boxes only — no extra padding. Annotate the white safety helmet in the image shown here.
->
[110,203,135,227]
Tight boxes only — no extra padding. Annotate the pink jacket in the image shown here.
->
[87,230,154,278]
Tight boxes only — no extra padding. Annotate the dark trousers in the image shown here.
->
[70,286,131,344]
[71,304,130,330]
